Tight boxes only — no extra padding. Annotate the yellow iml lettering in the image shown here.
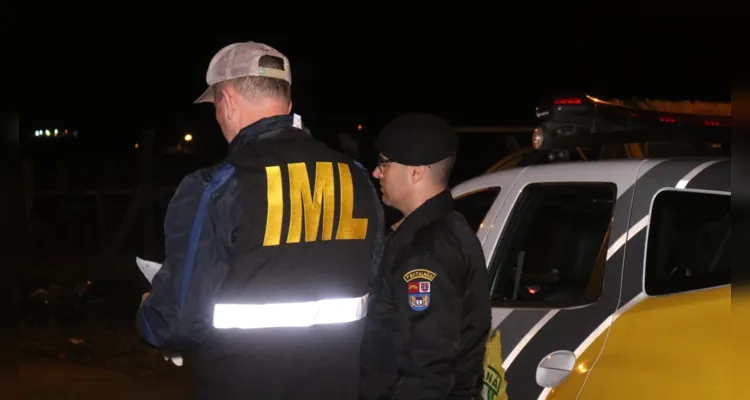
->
[263,166,284,246]
[287,162,336,243]
[263,161,369,246]
[336,163,368,240]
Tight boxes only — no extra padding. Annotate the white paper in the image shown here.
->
[136,257,184,367]
[136,257,162,283]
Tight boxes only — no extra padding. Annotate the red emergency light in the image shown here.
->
[553,98,583,105]
[541,93,731,128]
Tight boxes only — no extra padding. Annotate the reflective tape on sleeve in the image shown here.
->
[212,294,369,329]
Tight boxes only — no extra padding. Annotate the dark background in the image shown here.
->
[28,14,729,149]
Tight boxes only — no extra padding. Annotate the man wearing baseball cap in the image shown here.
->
[137,41,385,399]
[360,113,491,399]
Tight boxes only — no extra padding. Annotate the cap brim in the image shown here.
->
[194,86,214,104]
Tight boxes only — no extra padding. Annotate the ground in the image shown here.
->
[18,362,190,399]
[19,314,192,399]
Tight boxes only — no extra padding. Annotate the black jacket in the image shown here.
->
[137,115,385,399]
[360,190,491,400]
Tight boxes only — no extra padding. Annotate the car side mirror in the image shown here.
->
[536,350,576,388]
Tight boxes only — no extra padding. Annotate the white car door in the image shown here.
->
[453,159,650,399]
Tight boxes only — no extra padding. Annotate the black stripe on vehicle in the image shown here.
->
[607,159,651,244]
[618,229,648,303]
[495,309,549,360]
[686,159,730,192]
[606,160,699,247]
[627,159,707,225]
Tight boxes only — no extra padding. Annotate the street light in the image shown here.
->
[184,134,193,142]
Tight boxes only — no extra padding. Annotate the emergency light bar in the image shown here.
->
[531,94,731,152]
[536,94,730,127]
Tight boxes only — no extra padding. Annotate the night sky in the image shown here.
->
[28,11,729,151]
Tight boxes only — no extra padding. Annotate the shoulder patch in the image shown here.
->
[404,269,435,312]
[408,292,430,312]
[403,269,436,282]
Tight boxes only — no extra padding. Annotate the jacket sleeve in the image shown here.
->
[136,163,239,354]
[353,160,385,281]
[393,251,462,400]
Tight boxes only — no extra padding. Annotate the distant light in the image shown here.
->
[659,116,676,123]
[45,129,51,136]
[54,129,59,135]
[356,124,363,131]
[135,143,140,149]
[184,134,193,142]
[532,127,544,149]
[64,129,69,135]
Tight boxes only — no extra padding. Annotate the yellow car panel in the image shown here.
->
[578,285,730,399]
[544,329,609,400]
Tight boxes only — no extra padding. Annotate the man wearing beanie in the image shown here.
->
[360,113,491,400]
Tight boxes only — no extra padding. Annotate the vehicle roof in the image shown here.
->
[453,157,730,196]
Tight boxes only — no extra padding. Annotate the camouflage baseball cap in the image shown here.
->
[194,41,291,104]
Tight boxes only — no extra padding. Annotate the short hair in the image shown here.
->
[212,55,291,104]
[431,155,455,186]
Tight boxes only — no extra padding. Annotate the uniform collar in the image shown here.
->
[228,114,307,154]
[390,189,454,239]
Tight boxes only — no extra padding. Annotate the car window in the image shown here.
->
[454,187,501,232]
[644,189,730,295]
[488,182,616,308]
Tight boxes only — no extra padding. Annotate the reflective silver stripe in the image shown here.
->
[212,294,369,329]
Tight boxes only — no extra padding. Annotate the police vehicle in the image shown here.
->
[452,94,731,400]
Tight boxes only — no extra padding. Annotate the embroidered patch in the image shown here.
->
[404,269,435,311]
[408,293,430,311]
[403,269,437,283]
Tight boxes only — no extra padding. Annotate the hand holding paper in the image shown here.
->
[136,257,184,367]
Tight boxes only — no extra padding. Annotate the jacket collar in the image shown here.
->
[228,114,304,155]
[390,189,454,242]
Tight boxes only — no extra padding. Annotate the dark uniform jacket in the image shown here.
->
[136,115,385,400]
[360,189,491,400]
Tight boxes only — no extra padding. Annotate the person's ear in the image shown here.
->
[410,166,428,184]
[222,87,236,120]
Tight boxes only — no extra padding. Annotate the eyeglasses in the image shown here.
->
[376,158,433,173]
[376,158,392,173]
